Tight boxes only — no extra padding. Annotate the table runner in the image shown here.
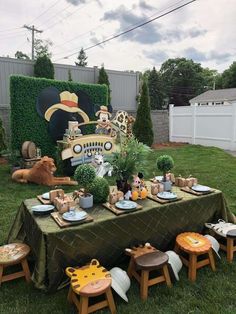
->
[7,187,234,292]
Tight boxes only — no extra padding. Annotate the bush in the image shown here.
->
[98,66,111,104]
[74,164,96,195]
[89,177,110,203]
[34,55,54,79]
[0,117,6,153]
[156,155,174,181]
[10,75,108,156]
[133,80,154,146]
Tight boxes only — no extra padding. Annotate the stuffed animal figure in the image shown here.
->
[95,106,112,135]
[131,173,148,200]
[91,152,113,177]
[12,156,78,186]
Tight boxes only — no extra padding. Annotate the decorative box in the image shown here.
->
[54,195,76,214]
[49,189,64,202]
[175,177,186,187]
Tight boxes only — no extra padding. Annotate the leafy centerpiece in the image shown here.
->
[156,155,174,191]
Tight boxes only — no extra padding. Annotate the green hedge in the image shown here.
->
[10,75,108,157]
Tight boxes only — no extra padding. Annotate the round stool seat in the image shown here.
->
[135,251,169,271]
[0,243,30,265]
[176,232,211,254]
[226,229,236,238]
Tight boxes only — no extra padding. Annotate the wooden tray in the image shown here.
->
[37,195,52,205]
[181,187,215,196]
[102,202,143,216]
[147,194,182,204]
[51,211,93,228]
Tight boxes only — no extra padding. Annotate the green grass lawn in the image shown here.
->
[1,145,236,314]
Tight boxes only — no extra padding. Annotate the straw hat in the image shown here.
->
[109,267,130,302]
[95,105,112,118]
[204,235,221,259]
[165,250,183,281]
[44,91,89,122]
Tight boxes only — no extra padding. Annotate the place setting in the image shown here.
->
[37,191,52,205]
[148,191,182,204]
[51,208,93,228]
[103,199,143,216]
[181,184,215,196]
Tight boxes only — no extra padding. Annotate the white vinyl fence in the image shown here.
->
[169,102,236,151]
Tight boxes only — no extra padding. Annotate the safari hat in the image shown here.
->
[165,250,183,281]
[44,91,89,122]
[109,267,130,302]
[204,234,221,259]
[95,105,112,118]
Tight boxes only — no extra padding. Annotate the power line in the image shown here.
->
[0,27,23,33]
[28,0,62,25]
[55,0,197,61]
[23,25,43,60]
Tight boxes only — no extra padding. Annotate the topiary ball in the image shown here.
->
[89,177,110,204]
[156,155,174,173]
[74,164,96,188]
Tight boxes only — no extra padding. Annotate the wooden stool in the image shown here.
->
[218,229,236,263]
[0,243,31,286]
[175,232,216,282]
[66,259,116,314]
[126,243,172,301]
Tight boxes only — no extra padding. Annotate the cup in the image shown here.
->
[69,207,76,216]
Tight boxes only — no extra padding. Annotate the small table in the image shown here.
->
[175,232,216,282]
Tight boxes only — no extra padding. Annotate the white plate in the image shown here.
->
[191,185,211,192]
[42,192,50,200]
[155,176,163,182]
[62,211,87,222]
[157,192,177,200]
[32,205,54,213]
[115,200,137,210]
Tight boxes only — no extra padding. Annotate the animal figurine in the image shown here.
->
[91,152,113,177]
[95,106,112,135]
[12,156,78,186]
[131,173,148,200]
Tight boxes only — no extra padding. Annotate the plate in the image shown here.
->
[157,192,177,200]
[115,200,137,210]
[155,176,163,182]
[191,185,211,192]
[42,192,50,200]
[62,211,88,222]
[32,205,54,213]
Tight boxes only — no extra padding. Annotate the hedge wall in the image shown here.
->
[10,75,108,157]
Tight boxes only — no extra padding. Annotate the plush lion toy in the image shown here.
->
[12,156,78,186]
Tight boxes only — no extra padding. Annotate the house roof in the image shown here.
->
[189,88,236,103]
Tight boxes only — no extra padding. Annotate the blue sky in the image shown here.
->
[1,0,235,72]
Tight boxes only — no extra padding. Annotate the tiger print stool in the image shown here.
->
[66,259,116,314]
[125,243,172,301]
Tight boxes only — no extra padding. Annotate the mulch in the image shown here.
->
[152,142,188,149]
[0,157,8,165]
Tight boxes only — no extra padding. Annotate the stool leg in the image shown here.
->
[174,243,180,254]
[21,258,31,282]
[106,287,116,314]
[140,270,149,301]
[162,264,172,287]
[208,249,216,271]
[189,254,197,282]
[0,265,3,286]
[67,285,73,304]
[79,296,88,314]
[127,258,135,278]
[227,238,234,263]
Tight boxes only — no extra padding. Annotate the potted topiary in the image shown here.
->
[89,177,110,204]
[74,164,96,209]
[156,155,174,191]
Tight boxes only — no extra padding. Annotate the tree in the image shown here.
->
[221,62,236,88]
[34,55,54,79]
[0,117,7,153]
[133,80,154,146]
[75,48,88,67]
[160,58,205,106]
[98,66,111,104]
[201,67,219,90]
[148,67,164,109]
[15,51,30,60]
[68,69,73,81]
[34,39,52,58]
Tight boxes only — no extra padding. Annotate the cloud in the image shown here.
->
[139,0,155,11]
[183,47,233,64]
[144,49,169,64]
[164,27,207,43]
[184,47,207,62]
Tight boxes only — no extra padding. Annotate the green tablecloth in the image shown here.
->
[7,187,234,292]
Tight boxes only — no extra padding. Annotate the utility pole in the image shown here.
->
[23,25,43,60]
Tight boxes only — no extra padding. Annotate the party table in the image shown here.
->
[7,187,234,292]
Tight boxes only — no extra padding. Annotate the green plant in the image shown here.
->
[10,75,108,157]
[89,177,109,203]
[74,164,96,195]
[0,117,7,153]
[133,80,154,147]
[98,66,111,104]
[156,155,174,181]
[75,48,88,67]
[7,149,22,167]
[109,137,151,182]
[34,55,54,79]
[68,69,73,81]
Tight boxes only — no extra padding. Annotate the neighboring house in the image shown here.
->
[189,88,236,106]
